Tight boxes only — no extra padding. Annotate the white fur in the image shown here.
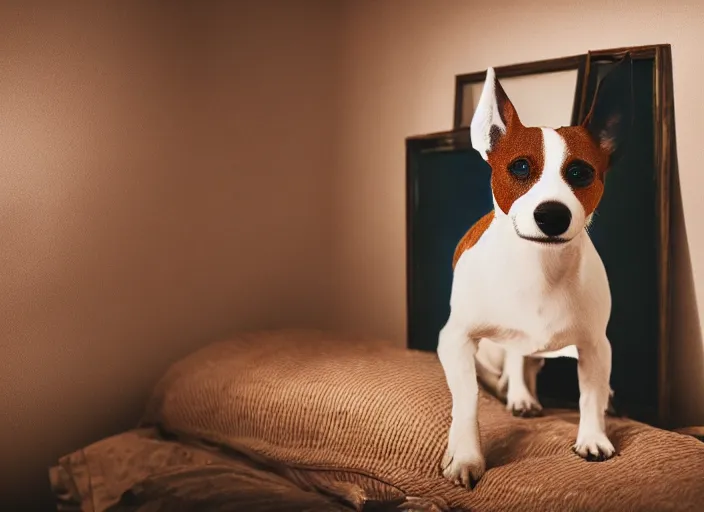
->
[437,69,615,488]
[470,67,505,160]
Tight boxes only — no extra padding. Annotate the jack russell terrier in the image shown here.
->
[438,54,632,488]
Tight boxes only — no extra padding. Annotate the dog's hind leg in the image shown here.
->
[524,355,545,401]
[503,351,543,417]
[475,339,507,400]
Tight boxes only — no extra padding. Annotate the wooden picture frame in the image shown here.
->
[572,44,676,427]
[407,44,676,428]
[453,54,587,129]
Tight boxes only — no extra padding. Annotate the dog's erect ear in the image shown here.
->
[582,53,633,165]
[470,67,522,160]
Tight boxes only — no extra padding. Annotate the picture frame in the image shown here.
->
[572,44,676,427]
[453,54,587,129]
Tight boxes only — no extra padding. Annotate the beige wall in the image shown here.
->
[332,0,704,427]
[2,0,703,508]
[0,0,338,507]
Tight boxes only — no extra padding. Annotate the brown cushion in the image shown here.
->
[141,329,704,511]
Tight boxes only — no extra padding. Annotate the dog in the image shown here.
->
[437,54,632,488]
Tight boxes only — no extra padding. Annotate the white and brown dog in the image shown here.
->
[438,55,632,488]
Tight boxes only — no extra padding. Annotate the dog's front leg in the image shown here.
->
[437,320,485,488]
[573,336,616,461]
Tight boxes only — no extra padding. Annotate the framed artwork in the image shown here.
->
[569,45,676,427]
[407,44,676,427]
[405,128,490,357]
[453,54,586,129]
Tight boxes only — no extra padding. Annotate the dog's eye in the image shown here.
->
[508,158,531,179]
[565,161,595,188]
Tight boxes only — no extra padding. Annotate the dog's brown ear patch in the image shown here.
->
[493,78,521,137]
[453,210,495,269]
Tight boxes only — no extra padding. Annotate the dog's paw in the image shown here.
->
[572,431,616,462]
[441,447,485,489]
[506,390,543,418]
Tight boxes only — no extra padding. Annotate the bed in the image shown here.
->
[50,329,704,511]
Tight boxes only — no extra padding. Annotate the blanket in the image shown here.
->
[51,329,704,511]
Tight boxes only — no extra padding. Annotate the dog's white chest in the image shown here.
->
[450,224,608,355]
[479,283,576,354]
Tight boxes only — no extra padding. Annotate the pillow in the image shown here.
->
[141,328,704,511]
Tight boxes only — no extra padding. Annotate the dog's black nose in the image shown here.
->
[533,201,572,237]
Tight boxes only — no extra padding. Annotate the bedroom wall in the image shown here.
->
[3,0,702,508]
[0,0,338,508]
[332,0,704,428]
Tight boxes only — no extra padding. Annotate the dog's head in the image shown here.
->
[470,55,633,245]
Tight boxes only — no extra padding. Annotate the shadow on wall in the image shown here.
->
[669,150,704,428]
[0,1,338,509]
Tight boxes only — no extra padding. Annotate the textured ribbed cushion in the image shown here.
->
[141,329,704,511]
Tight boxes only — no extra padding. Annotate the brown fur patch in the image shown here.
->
[452,210,495,269]
[486,101,545,214]
[556,126,611,216]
